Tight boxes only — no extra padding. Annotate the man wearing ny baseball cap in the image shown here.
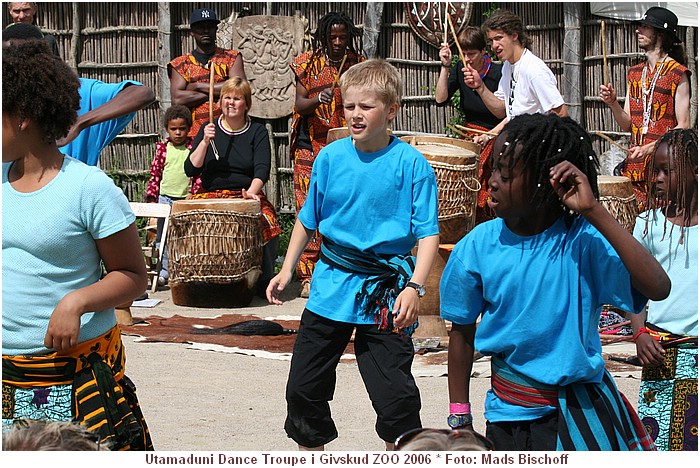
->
[599,6,690,209]
[168,7,246,137]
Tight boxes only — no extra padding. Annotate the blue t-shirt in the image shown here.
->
[59,78,142,167]
[633,210,698,336]
[298,136,439,324]
[2,156,135,355]
[440,216,647,422]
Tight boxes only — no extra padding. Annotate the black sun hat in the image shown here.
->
[633,6,681,42]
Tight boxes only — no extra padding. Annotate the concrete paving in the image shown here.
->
[121,283,642,452]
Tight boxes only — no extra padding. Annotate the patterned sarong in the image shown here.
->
[2,326,153,450]
[638,323,698,451]
[319,238,418,337]
[189,189,282,244]
[293,147,322,281]
[490,356,655,451]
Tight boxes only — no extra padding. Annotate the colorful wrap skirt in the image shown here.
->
[490,356,655,451]
[638,324,698,451]
[2,326,153,450]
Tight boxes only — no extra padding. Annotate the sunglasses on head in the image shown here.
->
[394,428,495,451]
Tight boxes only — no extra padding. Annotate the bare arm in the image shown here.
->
[448,323,477,428]
[266,219,314,304]
[294,79,334,116]
[473,79,507,118]
[170,70,216,109]
[549,103,568,117]
[673,73,691,129]
[56,84,155,147]
[187,123,216,170]
[549,161,671,300]
[393,234,440,328]
[435,43,453,104]
[599,83,632,132]
[630,309,666,366]
[44,224,148,351]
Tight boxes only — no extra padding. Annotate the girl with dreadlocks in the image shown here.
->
[440,113,670,451]
[289,11,365,298]
[630,128,697,451]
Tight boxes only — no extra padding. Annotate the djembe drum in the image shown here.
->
[167,199,263,308]
[597,175,640,326]
[597,175,639,233]
[326,127,350,144]
[401,135,481,244]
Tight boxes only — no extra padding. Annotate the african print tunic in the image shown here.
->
[168,48,240,137]
[621,58,689,204]
[289,50,365,158]
[628,58,688,147]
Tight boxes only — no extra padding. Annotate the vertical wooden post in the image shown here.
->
[158,2,171,115]
[266,122,278,211]
[70,1,81,71]
[363,2,384,59]
[562,2,582,124]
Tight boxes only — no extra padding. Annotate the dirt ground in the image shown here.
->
[120,282,643,452]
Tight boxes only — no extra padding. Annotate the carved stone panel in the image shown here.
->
[222,15,307,120]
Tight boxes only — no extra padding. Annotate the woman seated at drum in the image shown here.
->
[185,77,282,297]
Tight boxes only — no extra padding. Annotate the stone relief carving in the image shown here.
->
[220,15,307,119]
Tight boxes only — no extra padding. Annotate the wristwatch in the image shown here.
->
[447,413,473,429]
[406,282,426,298]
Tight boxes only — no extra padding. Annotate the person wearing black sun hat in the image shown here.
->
[599,6,691,210]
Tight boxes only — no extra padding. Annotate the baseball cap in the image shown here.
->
[189,8,219,27]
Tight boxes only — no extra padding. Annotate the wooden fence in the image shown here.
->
[4,2,697,212]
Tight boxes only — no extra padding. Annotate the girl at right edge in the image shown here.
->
[440,113,670,451]
[631,128,698,451]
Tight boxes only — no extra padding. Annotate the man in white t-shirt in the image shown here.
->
[463,9,567,147]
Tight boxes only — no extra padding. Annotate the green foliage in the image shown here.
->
[275,213,297,275]
[276,213,296,256]
[481,4,500,20]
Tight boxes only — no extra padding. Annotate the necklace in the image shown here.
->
[325,53,343,67]
[219,116,250,135]
[640,54,668,139]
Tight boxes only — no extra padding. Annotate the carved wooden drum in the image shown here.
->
[167,199,263,308]
[401,135,481,244]
[597,175,639,233]
[326,127,350,144]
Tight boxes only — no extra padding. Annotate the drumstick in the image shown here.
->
[447,124,471,139]
[601,21,609,85]
[455,124,498,137]
[443,2,449,44]
[209,64,215,123]
[595,131,631,154]
[208,64,220,160]
[447,14,466,66]
[333,53,348,88]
